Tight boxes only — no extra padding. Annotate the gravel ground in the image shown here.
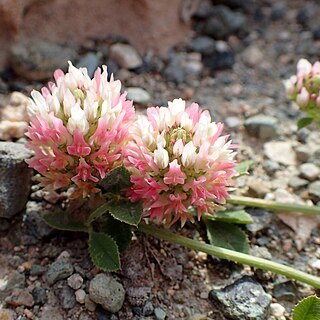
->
[1,0,320,319]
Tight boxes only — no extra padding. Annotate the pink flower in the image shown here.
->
[26,62,134,197]
[124,99,237,227]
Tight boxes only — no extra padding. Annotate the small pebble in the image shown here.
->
[75,289,86,304]
[67,273,84,290]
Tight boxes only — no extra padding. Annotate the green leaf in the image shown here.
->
[297,117,313,130]
[214,210,253,224]
[106,198,143,226]
[98,166,132,193]
[233,160,254,179]
[101,215,132,252]
[87,203,110,224]
[89,232,120,271]
[206,220,249,254]
[43,211,87,232]
[293,295,320,320]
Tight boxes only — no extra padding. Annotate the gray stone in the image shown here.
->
[0,142,33,218]
[263,160,279,175]
[164,54,186,84]
[308,181,320,200]
[288,176,309,189]
[46,258,74,285]
[55,283,76,309]
[246,209,273,234]
[203,6,246,39]
[32,287,48,305]
[0,270,25,301]
[242,46,264,67]
[30,264,46,276]
[299,163,320,181]
[244,115,278,140]
[126,87,151,104]
[273,281,297,301]
[225,116,241,129]
[89,273,125,313]
[250,246,272,260]
[264,141,296,166]
[10,40,77,80]
[188,36,216,55]
[143,301,154,316]
[295,145,312,162]
[209,276,271,320]
[24,201,54,240]
[85,295,97,312]
[76,52,101,77]
[154,307,167,320]
[109,43,142,69]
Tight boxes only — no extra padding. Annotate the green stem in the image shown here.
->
[138,222,320,288]
[227,195,320,216]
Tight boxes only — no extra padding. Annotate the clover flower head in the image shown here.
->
[284,58,320,112]
[124,98,237,227]
[26,62,134,198]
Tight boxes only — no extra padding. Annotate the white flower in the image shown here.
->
[181,141,197,167]
[67,103,90,134]
[154,147,169,169]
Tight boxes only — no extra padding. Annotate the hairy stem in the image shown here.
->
[227,195,320,216]
[138,222,320,288]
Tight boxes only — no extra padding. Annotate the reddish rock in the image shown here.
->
[0,0,194,68]
[5,288,34,307]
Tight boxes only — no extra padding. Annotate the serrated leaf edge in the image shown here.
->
[88,232,121,272]
[293,295,320,320]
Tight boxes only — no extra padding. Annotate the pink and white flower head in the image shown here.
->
[26,62,134,198]
[124,98,237,227]
[284,59,320,113]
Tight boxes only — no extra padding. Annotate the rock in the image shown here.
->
[109,43,142,69]
[247,179,271,198]
[32,287,48,305]
[126,87,151,104]
[10,40,77,80]
[242,46,264,67]
[143,301,154,316]
[0,309,16,320]
[75,289,86,304]
[203,6,246,39]
[209,276,272,320]
[246,209,273,234]
[24,201,54,240]
[299,163,320,181]
[295,145,312,162]
[270,303,286,319]
[225,116,241,129]
[89,273,125,313]
[244,115,278,140]
[264,141,296,166]
[188,36,216,55]
[0,142,33,218]
[250,245,272,260]
[67,273,83,290]
[46,258,74,285]
[154,307,166,320]
[308,181,320,200]
[296,4,314,27]
[263,160,279,175]
[76,52,101,77]
[39,306,64,320]
[30,264,46,276]
[85,295,97,312]
[202,49,235,72]
[55,283,76,309]
[273,281,296,301]
[0,270,25,301]
[5,288,34,307]
[270,3,286,21]
[313,25,320,40]
[0,120,29,140]
[164,54,186,84]
[288,176,309,189]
